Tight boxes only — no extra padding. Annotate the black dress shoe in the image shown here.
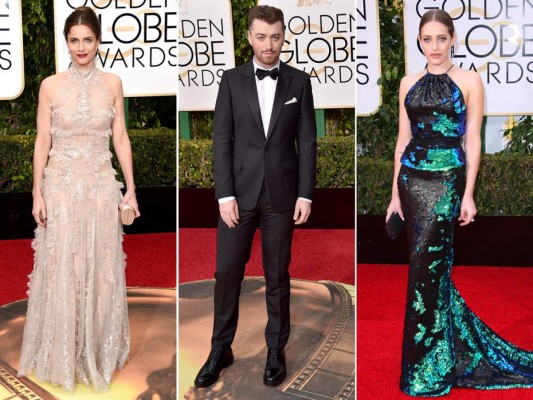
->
[263,348,286,386]
[194,348,234,388]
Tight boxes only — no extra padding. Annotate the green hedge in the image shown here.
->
[179,136,355,189]
[186,109,355,140]
[0,128,176,192]
[357,155,533,216]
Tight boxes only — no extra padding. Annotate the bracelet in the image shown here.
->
[126,191,136,196]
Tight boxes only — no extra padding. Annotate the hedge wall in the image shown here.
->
[0,0,174,132]
[179,136,355,189]
[0,128,176,192]
[357,155,533,216]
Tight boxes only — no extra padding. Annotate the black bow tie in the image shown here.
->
[256,67,279,80]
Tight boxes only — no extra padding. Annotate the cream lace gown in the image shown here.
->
[18,64,130,392]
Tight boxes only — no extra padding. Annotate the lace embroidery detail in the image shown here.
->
[18,60,129,392]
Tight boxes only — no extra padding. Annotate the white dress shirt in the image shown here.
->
[253,58,280,136]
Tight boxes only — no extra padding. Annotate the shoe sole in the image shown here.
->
[263,369,287,387]
[194,355,234,388]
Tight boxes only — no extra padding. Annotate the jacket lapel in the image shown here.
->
[266,62,291,140]
[243,61,265,137]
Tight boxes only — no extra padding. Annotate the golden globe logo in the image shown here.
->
[297,0,333,6]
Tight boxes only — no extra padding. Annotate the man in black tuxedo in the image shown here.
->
[194,5,317,388]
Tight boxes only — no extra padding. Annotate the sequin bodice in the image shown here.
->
[401,71,466,171]
[47,63,115,174]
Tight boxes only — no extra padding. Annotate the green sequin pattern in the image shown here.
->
[401,71,466,171]
[397,71,533,397]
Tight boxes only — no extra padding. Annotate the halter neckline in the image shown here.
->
[425,64,454,76]
[69,59,97,80]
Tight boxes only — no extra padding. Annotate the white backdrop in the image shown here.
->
[0,0,24,100]
[404,0,533,115]
[258,0,355,109]
[178,0,235,111]
[54,0,178,97]
[356,0,381,115]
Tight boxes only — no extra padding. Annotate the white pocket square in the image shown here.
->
[284,97,297,105]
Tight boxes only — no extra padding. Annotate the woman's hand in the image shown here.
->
[32,195,47,227]
[459,195,476,226]
[386,196,404,223]
[120,192,141,219]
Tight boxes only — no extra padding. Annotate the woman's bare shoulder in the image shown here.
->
[39,72,67,99]
[400,70,426,93]
[101,71,122,87]
[452,66,481,82]
[450,67,483,96]
[101,71,123,98]
[40,72,66,89]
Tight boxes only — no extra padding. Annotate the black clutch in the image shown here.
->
[385,212,405,239]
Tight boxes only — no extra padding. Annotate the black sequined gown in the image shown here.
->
[398,69,533,397]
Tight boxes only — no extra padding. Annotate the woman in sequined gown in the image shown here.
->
[386,10,533,397]
[18,7,140,392]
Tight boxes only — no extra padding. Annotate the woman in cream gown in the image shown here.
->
[18,6,140,392]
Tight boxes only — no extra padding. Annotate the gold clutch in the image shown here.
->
[121,205,135,225]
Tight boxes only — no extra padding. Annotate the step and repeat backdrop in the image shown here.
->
[356,0,381,116]
[177,0,235,110]
[54,0,178,97]
[357,0,533,152]
[0,0,177,99]
[404,0,533,115]
[178,0,356,111]
[3,0,531,149]
[0,0,24,100]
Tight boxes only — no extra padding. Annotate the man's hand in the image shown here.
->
[220,199,240,228]
[293,199,311,225]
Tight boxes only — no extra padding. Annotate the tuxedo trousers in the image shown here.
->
[211,183,294,351]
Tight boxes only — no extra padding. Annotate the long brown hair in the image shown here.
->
[63,6,102,41]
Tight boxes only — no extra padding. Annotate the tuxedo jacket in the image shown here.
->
[213,60,317,212]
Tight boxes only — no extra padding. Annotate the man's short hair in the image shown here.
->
[247,5,286,31]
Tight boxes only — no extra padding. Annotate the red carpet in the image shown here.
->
[358,264,533,399]
[0,233,176,305]
[179,228,355,285]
